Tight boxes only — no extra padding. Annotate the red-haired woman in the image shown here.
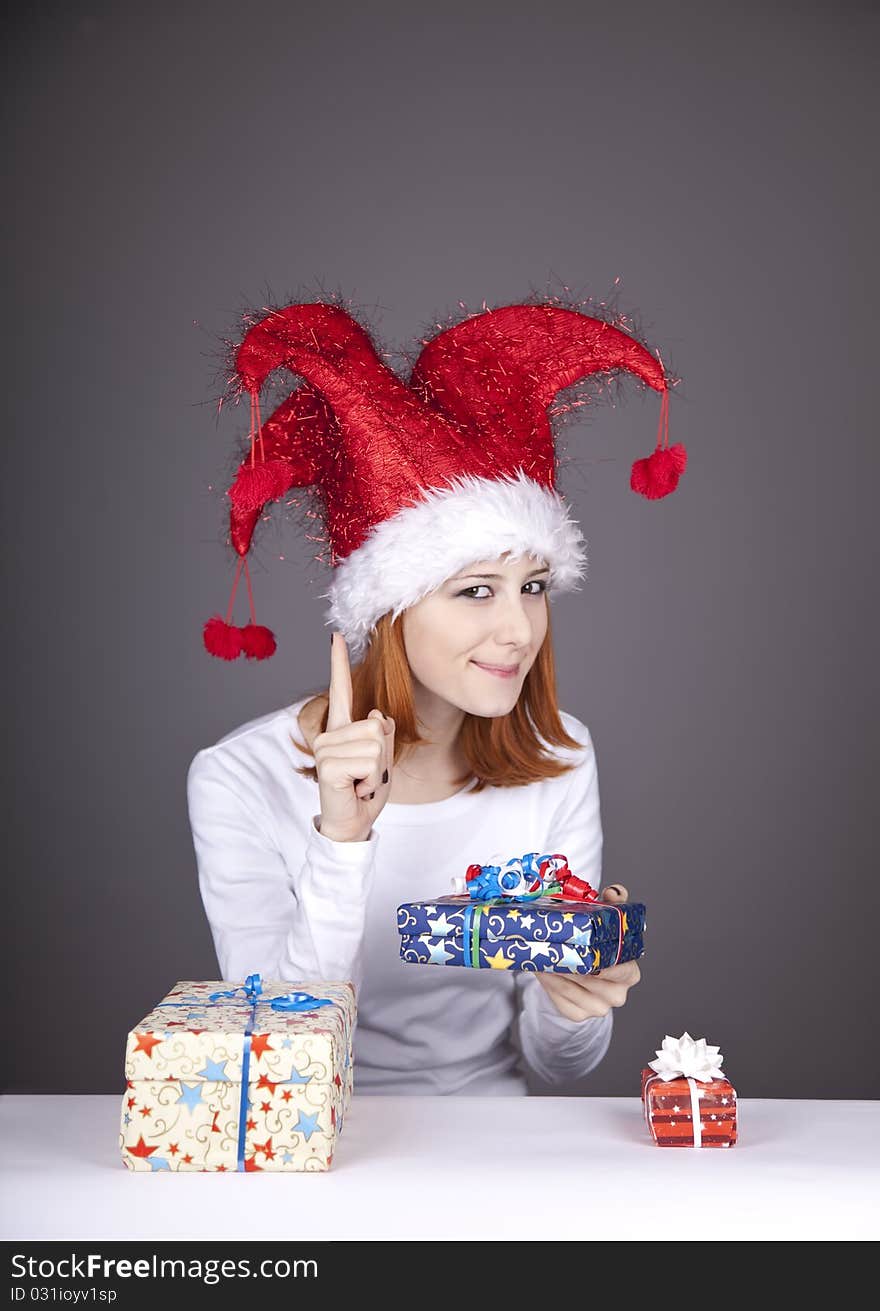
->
[188,550,639,1096]
[189,296,682,1095]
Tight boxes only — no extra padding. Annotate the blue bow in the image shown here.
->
[208,972,263,1003]
[205,976,330,1011]
[269,990,333,1012]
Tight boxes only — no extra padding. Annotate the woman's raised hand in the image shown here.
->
[313,633,396,843]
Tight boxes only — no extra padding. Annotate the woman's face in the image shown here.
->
[401,552,550,719]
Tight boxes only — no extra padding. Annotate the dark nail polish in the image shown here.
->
[382,769,389,784]
[368,791,375,800]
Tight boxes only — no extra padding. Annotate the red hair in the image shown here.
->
[291,602,583,790]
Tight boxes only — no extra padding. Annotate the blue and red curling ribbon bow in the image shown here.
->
[460,852,600,903]
[457,853,624,969]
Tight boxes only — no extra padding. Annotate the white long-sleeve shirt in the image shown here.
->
[187,696,613,1095]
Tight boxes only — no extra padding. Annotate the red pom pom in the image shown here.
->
[203,616,244,660]
[630,442,688,500]
[240,623,277,660]
[229,460,294,514]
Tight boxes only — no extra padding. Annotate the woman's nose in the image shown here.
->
[492,595,534,646]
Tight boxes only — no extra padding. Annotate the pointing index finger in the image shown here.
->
[327,632,354,730]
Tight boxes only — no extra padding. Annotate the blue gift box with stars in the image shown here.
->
[120,977,355,1172]
[398,895,646,974]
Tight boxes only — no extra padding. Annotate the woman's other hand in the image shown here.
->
[535,883,641,1021]
[313,633,395,843]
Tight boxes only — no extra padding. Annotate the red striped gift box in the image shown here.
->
[641,1066,738,1147]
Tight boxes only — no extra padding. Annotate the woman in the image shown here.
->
[190,295,684,1095]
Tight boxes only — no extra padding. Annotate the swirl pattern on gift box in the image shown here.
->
[122,977,352,1172]
[398,877,645,973]
[153,974,334,1170]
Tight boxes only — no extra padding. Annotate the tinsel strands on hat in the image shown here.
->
[249,391,266,468]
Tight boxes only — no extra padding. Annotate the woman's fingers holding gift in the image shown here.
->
[591,960,641,987]
[536,972,609,1021]
[536,960,641,1021]
[600,883,628,903]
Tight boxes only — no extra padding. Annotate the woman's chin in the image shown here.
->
[458,681,521,717]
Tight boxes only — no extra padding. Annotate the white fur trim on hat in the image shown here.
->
[318,470,587,660]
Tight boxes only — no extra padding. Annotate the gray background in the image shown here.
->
[5,0,878,1097]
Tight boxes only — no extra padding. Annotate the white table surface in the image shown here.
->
[1,1095,878,1241]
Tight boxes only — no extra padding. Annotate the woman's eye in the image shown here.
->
[453,582,550,600]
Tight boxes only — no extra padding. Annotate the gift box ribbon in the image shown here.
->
[154,974,332,1170]
[458,899,626,969]
[643,1072,705,1147]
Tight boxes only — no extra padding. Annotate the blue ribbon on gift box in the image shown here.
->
[153,973,332,1170]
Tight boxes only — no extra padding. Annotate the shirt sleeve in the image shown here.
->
[187,746,379,999]
[514,726,614,1084]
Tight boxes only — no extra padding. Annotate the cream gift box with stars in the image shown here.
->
[120,979,355,1173]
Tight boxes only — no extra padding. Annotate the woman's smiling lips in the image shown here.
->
[471,660,520,679]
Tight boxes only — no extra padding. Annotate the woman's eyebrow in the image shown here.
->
[453,566,551,581]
